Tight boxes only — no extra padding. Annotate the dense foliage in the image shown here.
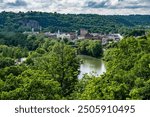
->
[1,12,150,34]
[71,35,150,100]
[0,32,43,50]
[0,37,81,99]
[0,44,28,69]
[77,40,103,58]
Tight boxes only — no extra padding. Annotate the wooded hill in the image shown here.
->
[0,11,150,34]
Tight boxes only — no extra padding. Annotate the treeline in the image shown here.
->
[77,40,103,58]
[0,45,28,58]
[1,11,150,34]
[0,32,43,50]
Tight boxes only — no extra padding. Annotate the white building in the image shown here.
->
[108,34,123,41]
[57,33,71,39]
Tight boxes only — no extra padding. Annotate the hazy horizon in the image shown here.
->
[1,10,150,16]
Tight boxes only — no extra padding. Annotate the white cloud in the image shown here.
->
[3,0,17,3]
[0,0,150,15]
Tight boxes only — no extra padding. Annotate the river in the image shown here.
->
[78,55,106,79]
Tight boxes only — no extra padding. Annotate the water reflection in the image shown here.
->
[78,55,106,79]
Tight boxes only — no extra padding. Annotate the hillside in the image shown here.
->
[0,12,150,33]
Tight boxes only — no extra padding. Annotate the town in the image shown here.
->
[24,28,123,45]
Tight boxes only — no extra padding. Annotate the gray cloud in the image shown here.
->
[87,1,108,8]
[86,0,150,9]
[121,0,150,9]
[6,0,27,7]
[124,5,150,9]
[86,0,119,8]
[1,0,150,15]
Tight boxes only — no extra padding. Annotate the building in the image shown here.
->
[85,33,93,39]
[23,28,123,45]
[44,32,57,38]
[23,31,39,35]
[80,29,88,37]
[102,37,109,45]
[57,33,71,39]
[69,32,78,40]
[107,34,123,41]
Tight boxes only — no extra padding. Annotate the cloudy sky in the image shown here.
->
[0,0,150,15]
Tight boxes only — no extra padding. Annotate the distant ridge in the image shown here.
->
[0,11,150,33]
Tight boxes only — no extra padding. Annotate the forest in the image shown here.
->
[0,30,149,100]
[1,11,150,34]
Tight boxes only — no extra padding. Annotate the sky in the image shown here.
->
[0,0,150,15]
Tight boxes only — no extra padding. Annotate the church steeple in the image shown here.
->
[58,30,60,35]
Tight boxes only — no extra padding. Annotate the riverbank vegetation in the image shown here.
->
[71,34,150,100]
[77,40,103,58]
[0,31,150,100]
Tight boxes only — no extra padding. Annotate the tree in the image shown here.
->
[86,40,103,57]
[0,57,14,69]
[77,40,103,58]
[32,42,80,97]
[0,69,61,100]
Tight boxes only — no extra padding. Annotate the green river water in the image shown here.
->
[78,55,106,79]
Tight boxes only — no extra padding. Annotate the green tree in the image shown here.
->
[32,42,80,97]
[0,69,61,100]
[0,57,14,69]
[77,40,103,58]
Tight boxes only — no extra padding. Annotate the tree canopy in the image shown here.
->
[1,12,150,34]
[71,34,150,100]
